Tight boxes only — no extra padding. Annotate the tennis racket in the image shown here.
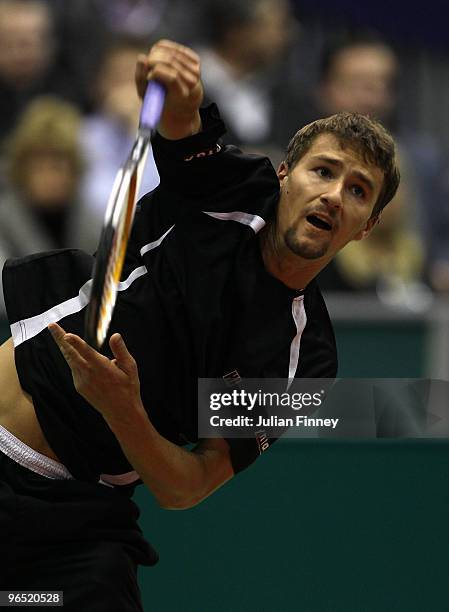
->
[84,80,166,350]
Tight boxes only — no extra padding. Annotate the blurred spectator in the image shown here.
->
[316,31,398,123]
[0,0,78,144]
[304,31,443,303]
[0,97,101,314]
[427,161,449,292]
[78,36,160,221]
[49,0,204,110]
[196,0,302,161]
[52,0,198,40]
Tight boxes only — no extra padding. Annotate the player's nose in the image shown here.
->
[320,181,344,209]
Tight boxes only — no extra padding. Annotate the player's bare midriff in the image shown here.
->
[0,338,61,462]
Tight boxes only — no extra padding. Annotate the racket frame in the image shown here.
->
[84,135,151,349]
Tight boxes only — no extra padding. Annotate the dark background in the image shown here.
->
[292,0,449,51]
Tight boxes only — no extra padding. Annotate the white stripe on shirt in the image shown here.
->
[287,295,307,389]
[202,211,266,233]
[11,277,93,347]
[140,225,174,256]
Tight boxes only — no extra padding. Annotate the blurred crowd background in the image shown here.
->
[0,0,449,321]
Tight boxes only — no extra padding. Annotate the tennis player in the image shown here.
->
[0,40,400,610]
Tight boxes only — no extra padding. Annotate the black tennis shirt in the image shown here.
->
[3,105,337,487]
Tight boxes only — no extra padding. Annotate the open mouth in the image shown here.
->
[306,215,332,231]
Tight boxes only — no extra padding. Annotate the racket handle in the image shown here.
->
[139,81,166,130]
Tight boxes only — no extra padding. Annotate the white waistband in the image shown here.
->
[0,424,73,480]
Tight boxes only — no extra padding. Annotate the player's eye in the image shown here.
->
[315,166,332,178]
[351,184,366,199]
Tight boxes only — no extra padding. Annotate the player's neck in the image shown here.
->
[259,223,329,291]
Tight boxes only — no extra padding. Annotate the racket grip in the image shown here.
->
[140,81,166,130]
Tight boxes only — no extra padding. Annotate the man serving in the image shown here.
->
[0,39,399,610]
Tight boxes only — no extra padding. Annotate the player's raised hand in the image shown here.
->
[135,39,203,140]
[48,322,144,423]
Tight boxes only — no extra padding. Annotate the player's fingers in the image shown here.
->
[151,62,198,95]
[169,58,200,86]
[152,39,200,65]
[153,58,199,89]
[146,53,200,84]
[62,332,106,364]
[109,333,138,376]
[145,45,200,84]
[48,321,66,340]
[48,323,88,369]
[153,44,200,77]
[147,64,190,98]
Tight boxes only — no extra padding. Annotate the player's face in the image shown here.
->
[276,133,384,261]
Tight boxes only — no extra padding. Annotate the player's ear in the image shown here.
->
[277,161,289,184]
[352,215,380,241]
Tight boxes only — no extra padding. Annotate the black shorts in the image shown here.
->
[0,450,158,611]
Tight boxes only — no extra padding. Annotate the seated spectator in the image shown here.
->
[196,0,301,161]
[0,97,100,314]
[0,0,79,145]
[78,36,160,221]
[421,157,449,292]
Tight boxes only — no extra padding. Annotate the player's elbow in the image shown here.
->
[154,476,221,510]
[152,438,234,509]
[157,474,233,509]
[151,471,208,509]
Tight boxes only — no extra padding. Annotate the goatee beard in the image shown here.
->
[284,227,329,259]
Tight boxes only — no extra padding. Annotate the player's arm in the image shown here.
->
[48,322,234,509]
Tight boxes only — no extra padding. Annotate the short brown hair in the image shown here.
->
[284,112,400,218]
